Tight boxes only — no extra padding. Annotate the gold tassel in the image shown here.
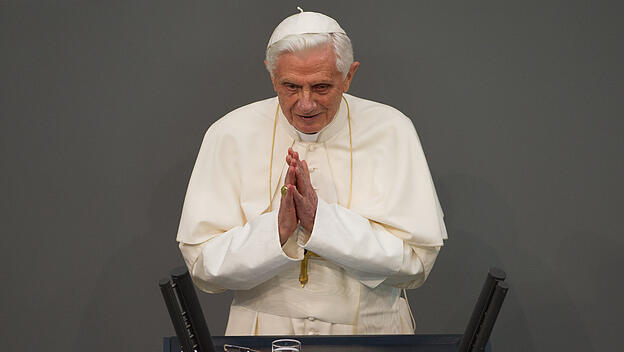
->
[299,250,319,287]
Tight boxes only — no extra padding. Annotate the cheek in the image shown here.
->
[277,92,297,108]
[322,91,343,111]
[317,92,339,106]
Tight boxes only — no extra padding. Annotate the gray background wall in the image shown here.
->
[1,1,622,351]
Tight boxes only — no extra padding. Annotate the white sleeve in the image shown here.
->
[179,209,300,293]
[178,123,303,293]
[301,198,440,289]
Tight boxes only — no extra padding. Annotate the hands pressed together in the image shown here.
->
[278,147,318,245]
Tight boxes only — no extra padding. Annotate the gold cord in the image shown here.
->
[268,103,280,211]
[298,250,319,287]
[344,97,353,208]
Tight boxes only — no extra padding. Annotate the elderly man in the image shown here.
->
[176,10,447,335]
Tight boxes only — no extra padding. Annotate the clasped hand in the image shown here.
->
[278,147,318,245]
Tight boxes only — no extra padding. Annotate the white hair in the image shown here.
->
[265,32,354,78]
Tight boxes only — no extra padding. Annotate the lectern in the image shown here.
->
[160,267,508,352]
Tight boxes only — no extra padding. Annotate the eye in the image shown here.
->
[283,83,298,91]
[314,84,330,92]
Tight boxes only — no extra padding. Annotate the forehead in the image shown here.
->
[274,45,340,83]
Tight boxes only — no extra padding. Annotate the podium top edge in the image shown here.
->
[489,267,506,280]
[170,266,189,278]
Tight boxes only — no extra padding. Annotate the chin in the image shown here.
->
[297,126,320,134]
[294,119,321,134]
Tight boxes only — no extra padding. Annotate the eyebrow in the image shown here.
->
[279,79,333,86]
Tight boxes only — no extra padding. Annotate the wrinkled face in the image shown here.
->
[269,44,359,134]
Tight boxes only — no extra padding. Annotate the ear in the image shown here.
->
[342,61,360,93]
[264,60,278,91]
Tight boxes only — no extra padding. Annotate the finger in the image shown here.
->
[287,149,299,168]
[284,185,293,203]
[293,162,305,193]
[288,148,297,161]
[284,164,296,187]
[286,185,299,211]
[281,185,293,206]
[301,160,311,180]
[295,160,313,193]
[278,186,298,242]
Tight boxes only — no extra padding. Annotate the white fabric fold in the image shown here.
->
[181,209,299,292]
[302,198,404,288]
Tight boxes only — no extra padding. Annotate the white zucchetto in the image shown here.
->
[267,8,346,48]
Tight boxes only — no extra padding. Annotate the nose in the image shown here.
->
[296,89,317,114]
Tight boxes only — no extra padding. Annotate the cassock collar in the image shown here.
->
[277,96,348,144]
[297,130,320,142]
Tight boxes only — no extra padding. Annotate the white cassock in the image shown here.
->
[176,94,448,335]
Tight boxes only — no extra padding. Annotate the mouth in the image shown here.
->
[296,113,321,119]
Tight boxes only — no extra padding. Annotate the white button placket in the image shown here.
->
[306,143,338,204]
[305,316,320,335]
[304,143,318,191]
